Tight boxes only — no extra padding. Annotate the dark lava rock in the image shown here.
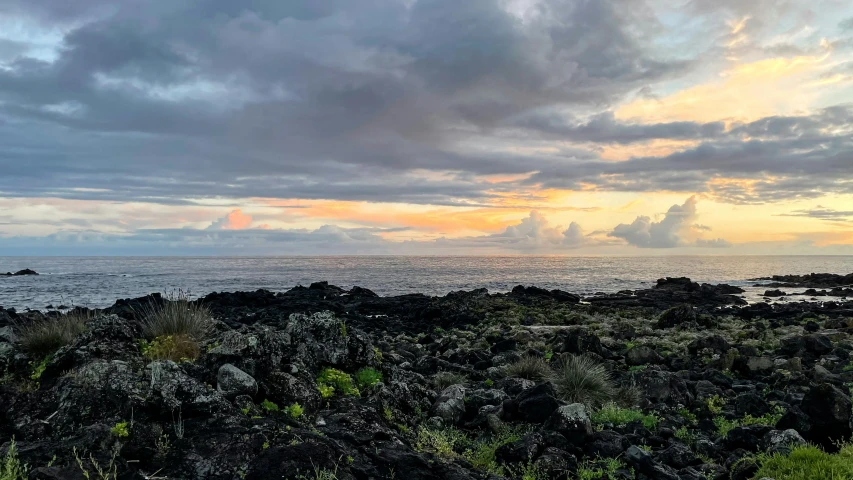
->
[625,345,664,366]
[656,305,697,329]
[799,383,853,449]
[625,446,679,480]
[585,430,629,458]
[655,442,698,469]
[2,269,38,276]
[542,404,592,446]
[515,383,560,423]
[763,289,786,297]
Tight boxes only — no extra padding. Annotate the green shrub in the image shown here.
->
[433,371,466,391]
[110,422,130,438]
[17,313,88,356]
[261,399,279,413]
[286,403,303,418]
[354,367,383,389]
[1,438,28,480]
[503,355,551,381]
[706,394,725,414]
[317,368,359,397]
[29,356,50,381]
[551,355,616,408]
[591,403,658,430]
[140,334,200,362]
[139,291,211,340]
[754,444,853,480]
[461,427,526,475]
[414,426,466,459]
[674,426,696,444]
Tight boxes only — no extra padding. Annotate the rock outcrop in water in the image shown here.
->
[0,277,852,479]
[1,269,38,277]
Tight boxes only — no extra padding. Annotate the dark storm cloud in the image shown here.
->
[0,0,690,205]
[0,0,850,208]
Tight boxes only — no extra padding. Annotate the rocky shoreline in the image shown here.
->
[1,275,852,479]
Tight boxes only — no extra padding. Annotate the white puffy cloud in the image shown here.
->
[608,196,731,248]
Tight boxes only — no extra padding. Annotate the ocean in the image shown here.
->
[2,255,853,310]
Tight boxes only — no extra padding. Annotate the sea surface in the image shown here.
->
[1,256,853,310]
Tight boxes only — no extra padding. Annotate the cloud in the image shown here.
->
[607,196,731,248]
[207,209,254,230]
[777,206,853,222]
[0,0,688,207]
[609,197,699,248]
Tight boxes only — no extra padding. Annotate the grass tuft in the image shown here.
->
[503,355,551,381]
[139,291,211,340]
[754,443,853,480]
[17,313,89,357]
[550,355,616,409]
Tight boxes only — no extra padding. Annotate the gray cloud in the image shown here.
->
[0,0,687,206]
[777,206,853,222]
[0,0,849,213]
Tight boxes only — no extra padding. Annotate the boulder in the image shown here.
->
[734,392,770,417]
[761,429,806,456]
[585,430,629,458]
[799,383,853,449]
[655,442,698,470]
[624,446,679,480]
[656,305,697,329]
[216,364,258,398]
[631,369,693,407]
[625,345,664,366]
[515,383,560,423]
[542,404,592,445]
[432,385,466,425]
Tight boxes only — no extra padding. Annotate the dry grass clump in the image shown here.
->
[17,312,90,357]
[551,355,616,409]
[140,291,211,340]
[503,355,551,381]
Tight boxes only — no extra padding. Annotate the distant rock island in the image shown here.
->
[1,269,38,276]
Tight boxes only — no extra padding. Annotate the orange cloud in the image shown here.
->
[209,209,253,230]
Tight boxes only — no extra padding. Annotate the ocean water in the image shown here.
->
[1,256,852,310]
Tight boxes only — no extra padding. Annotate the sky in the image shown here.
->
[1,0,853,255]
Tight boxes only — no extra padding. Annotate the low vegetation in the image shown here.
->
[139,291,211,340]
[17,313,88,357]
[1,439,27,480]
[551,355,616,408]
[354,367,382,389]
[591,403,658,430]
[140,334,200,362]
[503,355,550,381]
[317,368,360,398]
[753,444,853,480]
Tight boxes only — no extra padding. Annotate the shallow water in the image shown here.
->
[1,255,852,310]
